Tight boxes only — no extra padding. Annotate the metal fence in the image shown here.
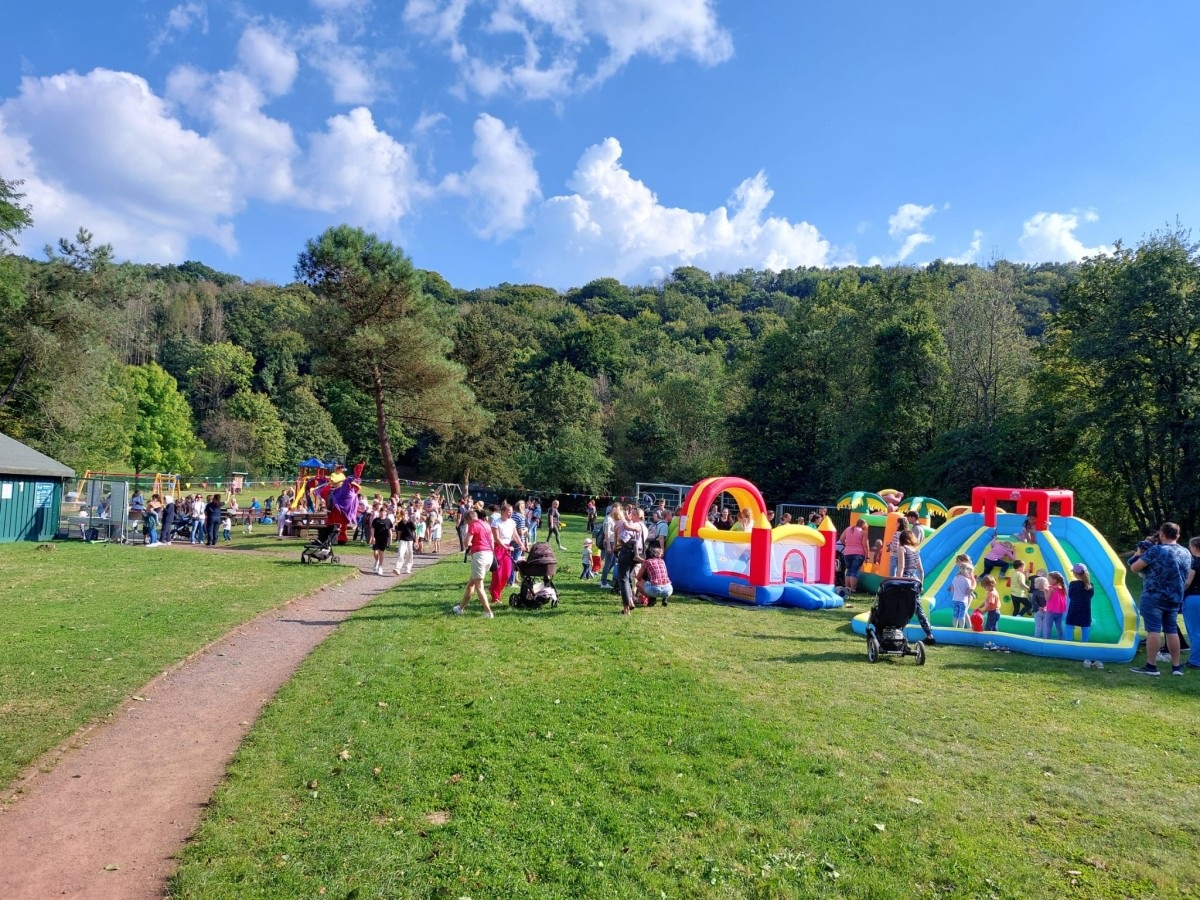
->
[775,502,850,531]
[61,478,138,542]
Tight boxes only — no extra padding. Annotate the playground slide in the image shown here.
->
[851,512,1138,662]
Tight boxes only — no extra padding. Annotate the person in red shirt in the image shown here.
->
[636,544,673,606]
[454,509,496,618]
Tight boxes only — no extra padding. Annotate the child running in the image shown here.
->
[1067,563,1098,667]
[1044,572,1068,639]
[977,574,1001,632]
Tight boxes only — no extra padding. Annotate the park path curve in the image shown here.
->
[0,545,451,900]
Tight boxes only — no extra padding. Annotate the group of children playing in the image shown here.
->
[948,534,1099,666]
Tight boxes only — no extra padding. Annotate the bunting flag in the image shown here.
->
[179,473,618,500]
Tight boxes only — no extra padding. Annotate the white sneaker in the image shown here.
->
[1157,651,1172,663]
[1082,660,1093,668]
[1093,661,1104,669]
[404,569,412,575]
[393,568,402,575]
[484,610,494,618]
[452,605,464,615]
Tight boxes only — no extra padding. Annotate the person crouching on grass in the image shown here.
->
[635,543,673,606]
[454,509,495,618]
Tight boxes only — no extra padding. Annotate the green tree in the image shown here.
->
[296,226,482,496]
[861,293,950,490]
[941,265,1033,428]
[1041,227,1200,534]
[128,362,202,475]
[209,389,286,474]
[277,383,349,468]
[516,362,611,493]
[185,341,255,420]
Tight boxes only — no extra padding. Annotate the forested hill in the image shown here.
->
[2,188,1198,541]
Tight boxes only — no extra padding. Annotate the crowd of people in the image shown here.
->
[129,490,235,547]
[450,496,678,617]
[121,482,1200,672]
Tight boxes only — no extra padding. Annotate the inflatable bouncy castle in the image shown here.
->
[664,477,844,610]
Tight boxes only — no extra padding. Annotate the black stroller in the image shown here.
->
[300,525,341,564]
[170,516,196,542]
[510,542,559,609]
[865,579,927,665]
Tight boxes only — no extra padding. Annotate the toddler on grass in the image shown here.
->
[581,538,595,579]
[221,515,232,543]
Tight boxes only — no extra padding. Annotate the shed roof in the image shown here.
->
[0,432,76,478]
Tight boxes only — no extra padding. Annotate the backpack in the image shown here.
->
[617,532,644,566]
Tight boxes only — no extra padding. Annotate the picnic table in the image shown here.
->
[286,513,329,538]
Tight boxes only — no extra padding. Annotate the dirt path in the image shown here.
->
[0,545,453,900]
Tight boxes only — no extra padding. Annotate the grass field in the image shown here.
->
[171,530,1199,899]
[0,541,352,787]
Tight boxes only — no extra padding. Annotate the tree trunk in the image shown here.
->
[371,364,401,497]
[0,353,32,410]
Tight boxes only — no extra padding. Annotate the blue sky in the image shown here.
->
[1,0,1197,290]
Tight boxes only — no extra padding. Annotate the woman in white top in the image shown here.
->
[489,504,518,605]
[615,508,650,614]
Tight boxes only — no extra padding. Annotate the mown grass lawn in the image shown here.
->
[172,534,1199,899]
[0,541,352,787]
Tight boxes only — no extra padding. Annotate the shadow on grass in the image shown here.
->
[764,650,870,665]
[733,632,846,644]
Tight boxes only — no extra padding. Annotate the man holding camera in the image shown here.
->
[1130,522,1190,676]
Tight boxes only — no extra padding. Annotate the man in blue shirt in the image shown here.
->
[1130,522,1191,676]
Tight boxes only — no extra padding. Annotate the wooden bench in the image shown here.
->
[287,515,329,538]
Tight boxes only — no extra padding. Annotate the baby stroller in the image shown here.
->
[510,541,559,609]
[300,525,341,564]
[170,517,196,542]
[865,579,927,665]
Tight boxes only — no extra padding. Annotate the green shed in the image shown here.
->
[0,432,75,542]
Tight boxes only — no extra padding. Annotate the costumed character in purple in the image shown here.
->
[319,463,364,545]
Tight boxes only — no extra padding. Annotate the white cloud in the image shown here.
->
[519,137,830,287]
[868,202,937,265]
[298,107,427,223]
[237,25,300,97]
[0,69,237,259]
[166,65,298,203]
[301,21,380,104]
[944,229,984,265]
[888,202,935,239]
[413,111,449,134]
[311,0,370,11]
[442,114,541,239]
[404,0,733,99]
[152,3,209,53]
[1019,210,1110,262]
